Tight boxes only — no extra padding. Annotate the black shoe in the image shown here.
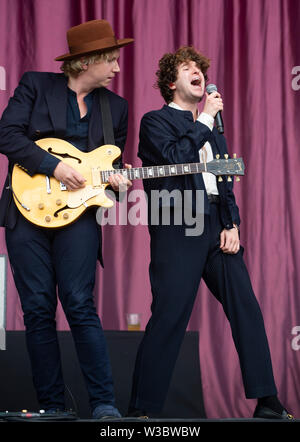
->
[92,404,121,420]
[253,404,294,420]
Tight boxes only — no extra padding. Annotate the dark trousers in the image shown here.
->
[129,203,277,413]
[6,211,115,412]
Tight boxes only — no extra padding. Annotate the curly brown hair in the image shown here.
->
[155,46,210,103]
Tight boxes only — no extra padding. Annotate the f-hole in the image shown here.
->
[48,147,82,163]
[54,205,69,217]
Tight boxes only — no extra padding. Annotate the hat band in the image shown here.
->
[69,36,118,55]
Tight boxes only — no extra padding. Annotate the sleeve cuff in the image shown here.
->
[37,154,61,176]
[198,112,214,130]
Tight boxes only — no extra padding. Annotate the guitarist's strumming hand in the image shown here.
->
[54,161,86,191]
[108,163,132,192]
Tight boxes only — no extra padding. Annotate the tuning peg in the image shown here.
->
[233,153,237,158]
[215,154,220,159]
[235,177,240,182]
[227,176,232,182]
[224,154,229,160]
[218,176,223,182]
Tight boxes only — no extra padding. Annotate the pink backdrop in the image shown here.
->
[0,0,300,418]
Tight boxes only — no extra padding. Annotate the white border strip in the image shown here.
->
[0,254,7,350]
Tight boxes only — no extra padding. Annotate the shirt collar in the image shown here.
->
[168,101,184,111]
[168,101,200,120]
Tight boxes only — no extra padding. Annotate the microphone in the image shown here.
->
[206,83,224,134]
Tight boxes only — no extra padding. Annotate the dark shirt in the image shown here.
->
[38,87,95,176]
[65,87,95,151]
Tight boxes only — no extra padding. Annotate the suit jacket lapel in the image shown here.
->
[45,75,68,138]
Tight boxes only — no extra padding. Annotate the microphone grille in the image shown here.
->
[206,83,218,94]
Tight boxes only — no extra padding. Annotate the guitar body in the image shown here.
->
[12,138,121,228]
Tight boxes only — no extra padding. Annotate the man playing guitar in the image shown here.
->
[0,19,132,419]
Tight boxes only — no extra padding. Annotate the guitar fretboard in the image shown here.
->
[100,162,206,183]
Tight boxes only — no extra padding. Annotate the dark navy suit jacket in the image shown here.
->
[138,105,240,229]
[0,71,128,229]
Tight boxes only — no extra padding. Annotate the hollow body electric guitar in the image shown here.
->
[12,138,245,228]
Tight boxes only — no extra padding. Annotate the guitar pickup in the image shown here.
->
[91,167,102,187]
[60,182,67,191]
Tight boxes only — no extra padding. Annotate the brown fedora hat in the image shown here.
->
[55,19,134,61]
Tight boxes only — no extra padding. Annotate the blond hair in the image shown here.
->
[60,50,115,77]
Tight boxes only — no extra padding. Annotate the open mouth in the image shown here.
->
[191,78,201,87]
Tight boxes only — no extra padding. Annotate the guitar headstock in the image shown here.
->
[207,154,245,180]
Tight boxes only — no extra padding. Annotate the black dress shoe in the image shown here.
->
[253,405,294,420]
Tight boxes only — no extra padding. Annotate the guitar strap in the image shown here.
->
[99,88,115,145]
[99,88,123,200]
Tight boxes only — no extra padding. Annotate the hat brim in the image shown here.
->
[55,38,134,61]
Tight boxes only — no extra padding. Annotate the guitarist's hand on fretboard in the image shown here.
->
[53,161,86,191]
[107,163,132,192]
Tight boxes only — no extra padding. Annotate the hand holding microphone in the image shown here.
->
[204,84,224,134]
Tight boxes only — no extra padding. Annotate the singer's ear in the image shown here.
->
[169,82,176,90]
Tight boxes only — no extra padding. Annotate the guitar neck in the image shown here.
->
[100,162,207,183]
